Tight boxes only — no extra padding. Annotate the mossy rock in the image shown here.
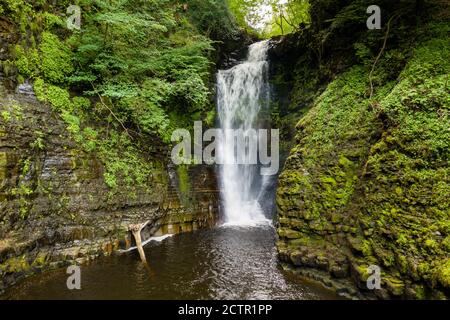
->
[278,228,303,239]
[347,236,364,254]
[384,276,405,296]
[32,251,48,267]
[0,255,30,273]
[435,259,450,289]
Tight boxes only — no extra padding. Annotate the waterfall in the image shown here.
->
[216,40,271,226]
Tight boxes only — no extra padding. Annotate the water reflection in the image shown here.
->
[2,226,339,300]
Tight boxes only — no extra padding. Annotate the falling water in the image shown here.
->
[216,40,271,226]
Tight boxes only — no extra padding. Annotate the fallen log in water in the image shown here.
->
[129,220,151,263]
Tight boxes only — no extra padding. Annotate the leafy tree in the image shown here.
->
[265,0,310,36]
[227,0,310,37]
[67,0,215,140]
[185,0,240,40]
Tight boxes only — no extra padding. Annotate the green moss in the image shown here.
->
[39,32,73,84]
[384,276,405,296]
[278,217,291,225]
[361,240,372,257]
[14,45,40,79]
[435,259,450,288]
[34,79,72,112]
[0,255,30,273]
[0,152,7,187]
[353,264,371,281]
[417,262,431,279]
[1,111,10,122]
[32,252,48,267]
[41,11,65,30]
[395,233,409,248]
[276,22,449,298]
[396,254,408,274]
[320,176,337,185]
[177,165,191,195]
[442,236,450,251]
[103,171,118,189]
[278,228,303,239]
[330,213,341,224]
[424,239,438,252]
[34,78,156,192]
[72,97,91,111]
[414,284,427,299]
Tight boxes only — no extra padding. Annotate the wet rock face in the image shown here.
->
[0,92,219,293]
[274,94,449,297]
[15,81,34,96]
[270,10,450,299]
[275,113,449,299]
[215,32,255,70]
[0,18,18,93]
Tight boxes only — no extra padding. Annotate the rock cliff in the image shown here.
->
[271,0,449,299]
[0,89,219,293]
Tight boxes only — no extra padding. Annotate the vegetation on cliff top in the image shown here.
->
[228,0,310,37]
[0,0,242,194]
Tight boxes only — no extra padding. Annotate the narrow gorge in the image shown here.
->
[0,0,449,300]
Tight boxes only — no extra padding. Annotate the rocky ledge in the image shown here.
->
[0,90,220,294]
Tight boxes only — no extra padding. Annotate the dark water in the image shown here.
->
[2,225,339,300]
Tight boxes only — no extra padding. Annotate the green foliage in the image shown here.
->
[61,112,81,139]
[1,111,11,122]
[227,0,310,37]
[9,158,34,219]
[68,0,214,140]
[82,127,98,152]
[39,32,74,84]
[6,0,222,143]
[41,11,65,30]
[34,78,72,111]
[227,0,257,32]
[30,131,45,150]
[13,45,40,78]
[4,0,230,195]
[264,0,310,37]
[97,131,155,191]
[277,18,450,295]
[33,77,157,191]
[6,1,73,83]
[187,0,240,40]
[1,0,33,29]
[72,96,91,111]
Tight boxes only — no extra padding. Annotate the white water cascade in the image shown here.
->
[217,40,272,226]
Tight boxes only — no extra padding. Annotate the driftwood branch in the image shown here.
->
[368,11,405,101]
[88,79,133,140]
[129,220,151,263]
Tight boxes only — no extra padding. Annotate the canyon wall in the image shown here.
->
[271,0,449,299]
[0,88,219,293]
